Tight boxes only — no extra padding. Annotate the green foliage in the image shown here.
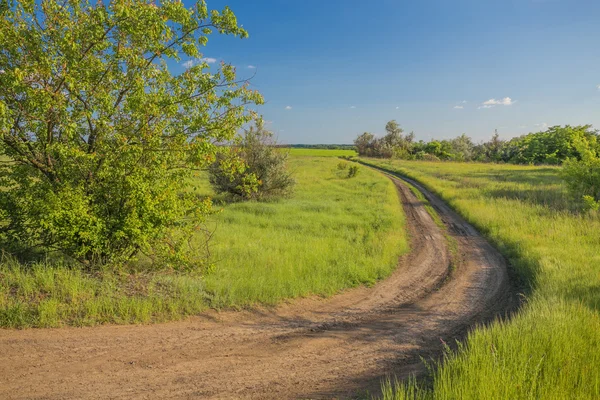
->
[357,124,600,165]
[502,125,599,165]
[336,161,348,170]
[561,154,600,210]
[347,165,360,178]
[0,0,263,266]
[209,121,295,200]
[354,121,414,158]
[0,156,408,326]
[363,159,600,400]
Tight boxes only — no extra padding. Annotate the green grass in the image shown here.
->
[360,159,600,400]
[0,156,407,327]
[286,148,357,157]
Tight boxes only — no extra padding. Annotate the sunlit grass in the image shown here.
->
[362,159,600,400]
[0,156,407,327]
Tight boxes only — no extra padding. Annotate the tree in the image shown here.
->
[354,132,376,156]
[0,0,263,266]
[209,121,295,200]
[449,134,475,161]
[384,120,404,147]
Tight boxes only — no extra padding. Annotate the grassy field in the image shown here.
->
[286,148,356,157]
[0,155,407,327]
[360,159,600,399]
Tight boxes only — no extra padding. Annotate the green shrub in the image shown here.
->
[561,155,600,210]
[347,165,360,178]
[209,122,295,200]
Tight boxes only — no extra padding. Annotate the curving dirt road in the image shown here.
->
[0,173,515,399]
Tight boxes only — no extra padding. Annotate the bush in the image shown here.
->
[209,122,295,200]
[347,165,360,178]
[0,1,262,267]
[337,161,348,170]
[562,156,600,210]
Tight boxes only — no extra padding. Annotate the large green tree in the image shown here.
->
[0,0,263,267]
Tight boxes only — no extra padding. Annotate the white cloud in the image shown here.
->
[285,106,292,110]
[462,100,468,104]
[395,106,400,109]
[597,84,600,90]
[453,105,464,109]
[199,57,217,64]
[478,105,494,109]
[482,97,515,106]
[350,106,356,109]
[535,122,549,129]
[182,60,194,69]
[248,65,256,69]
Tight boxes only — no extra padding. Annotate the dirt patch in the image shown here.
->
[0,174,515,399]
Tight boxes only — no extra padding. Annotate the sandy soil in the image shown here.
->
[0,174,515,399]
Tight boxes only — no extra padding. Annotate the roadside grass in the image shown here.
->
[361,159,600,399]
[0,156,407,327]
[286,148,356,157]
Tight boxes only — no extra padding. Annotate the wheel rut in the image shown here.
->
[0,173,515,399]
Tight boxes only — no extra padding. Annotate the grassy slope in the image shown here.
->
[0,155,407,327]
[362,159,600,400]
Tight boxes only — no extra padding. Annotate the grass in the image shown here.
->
[286,148,357,157]
[0,155,407,327]
[360,159,600,400]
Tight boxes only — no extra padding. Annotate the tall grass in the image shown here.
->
[0,156,407,327]
[363,159,600,399]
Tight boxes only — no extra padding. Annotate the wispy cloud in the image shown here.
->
[483,97,515,106]
[247,65,256,69]
[597,84,600,90]
[182,60,194,69]
[478,105,494,109]
[350,106,356,109]
[199,57,217,64]
[285,106,292,110]
[395,106,400,110]
[518,125,527,129]
[453,105,464,109]
[462,100,468,104]
[535,122,549,129]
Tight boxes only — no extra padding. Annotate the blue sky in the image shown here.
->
[182,0,600,144]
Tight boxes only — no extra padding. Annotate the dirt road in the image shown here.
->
[0,174,515,399]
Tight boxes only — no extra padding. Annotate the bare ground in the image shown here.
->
[0,174,515,399]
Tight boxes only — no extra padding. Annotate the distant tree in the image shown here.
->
[449,134,475,161]
[384,120,404,146]
[0,0,262,266]
[354,132,376,156]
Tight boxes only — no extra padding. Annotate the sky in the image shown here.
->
[180,0,600,144]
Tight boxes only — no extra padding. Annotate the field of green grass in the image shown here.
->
[0,155,407,327]
[361,159,600,399]
[287,148,356,157]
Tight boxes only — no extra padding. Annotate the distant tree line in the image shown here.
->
[355,122,600,165]
[281,144,356,150]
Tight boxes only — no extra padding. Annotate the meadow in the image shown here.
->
[0,153,407,327]
[286,148,357,157]
[360,159,600,399]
